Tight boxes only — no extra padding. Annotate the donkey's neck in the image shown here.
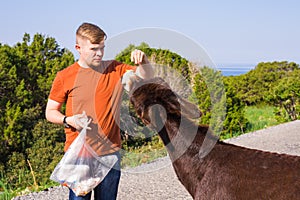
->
[158,115,207,162]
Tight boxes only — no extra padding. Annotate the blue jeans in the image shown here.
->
[69,152,121,200]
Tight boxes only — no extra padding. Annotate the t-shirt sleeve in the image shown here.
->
[48,72,66,103]
[120,62,137,75]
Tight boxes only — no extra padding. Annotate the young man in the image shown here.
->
[46,22,154,200]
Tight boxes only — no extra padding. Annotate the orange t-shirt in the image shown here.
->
[49,61,136,155]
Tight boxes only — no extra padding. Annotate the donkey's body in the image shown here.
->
[130,77,300,200]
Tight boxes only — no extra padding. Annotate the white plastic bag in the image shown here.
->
[50,122,118,196]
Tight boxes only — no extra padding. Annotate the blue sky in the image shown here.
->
[1,0,299,67]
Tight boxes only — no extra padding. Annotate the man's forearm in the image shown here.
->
[137,62,154,80]
[45,99,65,125]
[46,109,65,125]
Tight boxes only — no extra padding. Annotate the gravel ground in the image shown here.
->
[12,120,300,200]
[12,156,192,200]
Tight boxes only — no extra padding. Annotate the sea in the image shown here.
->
[216,63,256,76]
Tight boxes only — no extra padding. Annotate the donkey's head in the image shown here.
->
[129,77,201,131]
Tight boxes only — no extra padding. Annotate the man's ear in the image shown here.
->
[75,44,80,51]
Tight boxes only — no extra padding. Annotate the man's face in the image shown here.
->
[76,38,105,68]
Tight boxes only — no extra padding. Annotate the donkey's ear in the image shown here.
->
[148,104,167,131]
[178,97,202,119]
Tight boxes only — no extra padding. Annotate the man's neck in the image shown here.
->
[77,60,90,68]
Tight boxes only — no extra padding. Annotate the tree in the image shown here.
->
[232,61,299,105]
[222,77,248,138]
[192,66,247,139]
[270,69,300,121]
[0,33,74,190]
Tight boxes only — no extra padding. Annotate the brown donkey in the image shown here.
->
[129,77,300,200]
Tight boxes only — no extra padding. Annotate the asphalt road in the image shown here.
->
[225,120,300,156]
